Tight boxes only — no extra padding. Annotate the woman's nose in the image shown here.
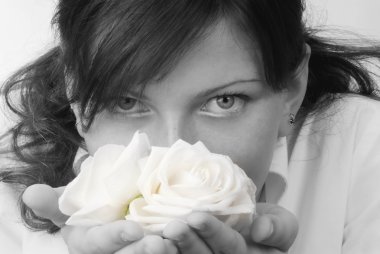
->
[148,116,195,147]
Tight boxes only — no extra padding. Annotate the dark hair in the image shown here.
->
[1,0,379,233]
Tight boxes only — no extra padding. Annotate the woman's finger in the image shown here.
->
[163,239,178,254]
[22,184,68,227]
[163,220,212,254]
[251,203,298,252]
[115,235,174,254]
[186,213,247,254]
[62,220,144,254]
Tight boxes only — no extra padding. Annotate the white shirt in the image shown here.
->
[267,95,380,254]
[1,94,380,253]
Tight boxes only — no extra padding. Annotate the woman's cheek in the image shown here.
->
[236,146,273,195]
[192,120,278,195]
[82,113,144,155]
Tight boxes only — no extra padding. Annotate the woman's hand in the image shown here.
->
[22,184,176,254]
[23,184,298,254]
[162,203,298,254]
[249,203,298,252]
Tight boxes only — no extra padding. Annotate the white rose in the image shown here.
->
[125,140,256,234]
[58,131,150,226]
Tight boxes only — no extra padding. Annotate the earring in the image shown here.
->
[289,113,295,125]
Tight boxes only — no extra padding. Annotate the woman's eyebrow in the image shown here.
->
[196,79,262,98]
[123,79,261,100]
[121,89,147,100]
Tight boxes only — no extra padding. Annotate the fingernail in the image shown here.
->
[260,216,274,242]
[187,214,206,231]
[263,220,274,241]
[163,220,188,242]
[120,231,141,242]
[164,239,178,254]
[252,216,274,243]
[170,229,187,242]
[144,245,154,254]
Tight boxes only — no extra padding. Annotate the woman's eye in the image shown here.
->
[216,96,235,109]
[112,97,150,115]
[200,94,247,115]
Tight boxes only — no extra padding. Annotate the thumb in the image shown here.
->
[61,220,144,254]
[22,184,68,227]
[250,203,298,252]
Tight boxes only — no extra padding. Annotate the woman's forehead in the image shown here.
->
[123,22,265,103]
[130,21,263,94]
[177,21,262,76]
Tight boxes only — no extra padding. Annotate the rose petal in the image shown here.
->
[59,157,95,215]
[105,132,150,205]
[66,203,125,226]
[126,198,183,224]
[59,131,151,225]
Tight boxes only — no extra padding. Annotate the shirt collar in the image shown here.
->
[265,137,289,204]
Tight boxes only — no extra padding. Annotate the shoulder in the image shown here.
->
[301,94,380,139]
[328,96,380,253]
[301,94,380,162]
[332,94,380,145]
[292,94,380,176]
[0,182,25,253]
[0,182,69,254]
[292,95,380,252]
[337,94,380,120]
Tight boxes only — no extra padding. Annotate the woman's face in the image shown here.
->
[79,22,291,195]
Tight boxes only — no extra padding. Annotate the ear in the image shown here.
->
[70,103,85,138]
[66,74,86,138]
[278,44,311,137]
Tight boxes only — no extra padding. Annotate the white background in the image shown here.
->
[1,0,380,83]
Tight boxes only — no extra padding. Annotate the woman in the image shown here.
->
[1,0,380,253]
